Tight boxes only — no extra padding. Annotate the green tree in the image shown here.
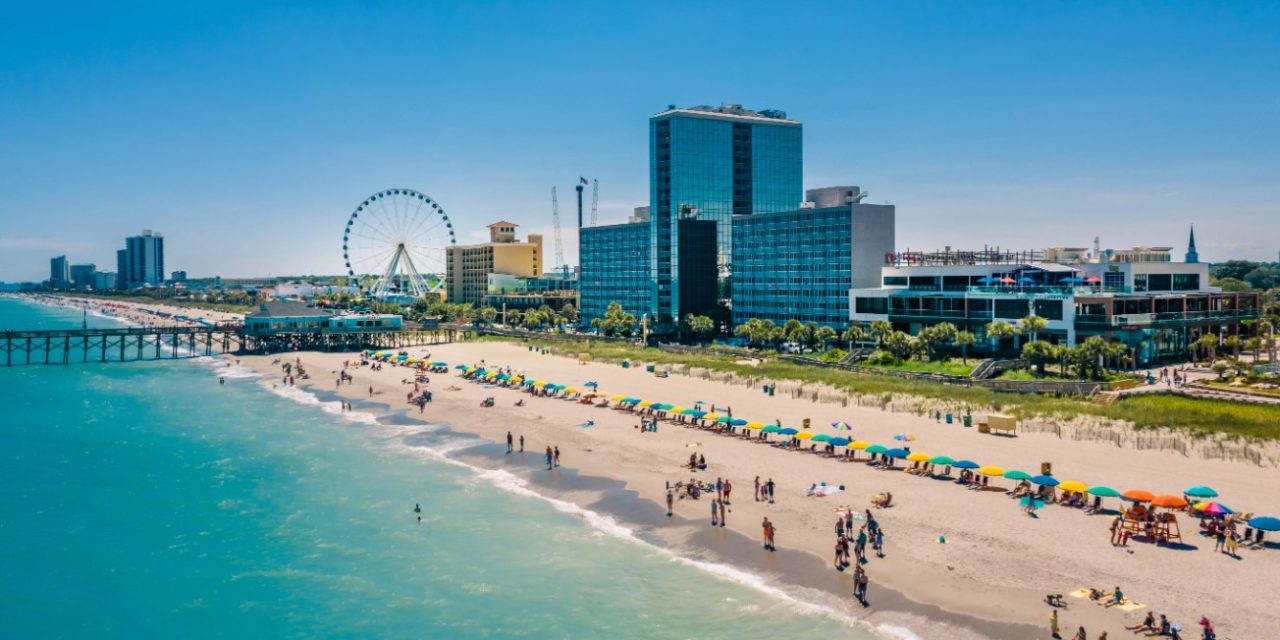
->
[1021,340,1059,377]
[953,330,976,364]
[814,325,838,351]
[802,322,820,351]
[560,303,580,325]
[984,321,1017,351]
[869,320,893,347]
[882,330,917,362]
[1193,333,1219,363]
[1019,315,1048,343]
[479,306,498,325]
[591,302,637,337]
[684,314,716,343]
[841,324,867,351]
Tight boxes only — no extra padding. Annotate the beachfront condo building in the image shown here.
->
[847,233,1260,365]
[732,190,896,329]
[121,230,165,288]
[649,104,803,322]
[579,220,652,325]
[445,222,542,306]
[485,270,579,313]
[49,255,70,287]
[70,263,97,289]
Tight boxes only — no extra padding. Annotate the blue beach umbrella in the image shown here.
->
[779,427,799,436]
[585,381,598,387]
[1184,485,1218,499]
[829,437,851,447]
[1248,516,1280,532]
[886,448,909,459]
[1018,276,1036,285]
[1030,475,1059,487]
[1062,277,1084,284]
[454,364,468,370]
[977,276,998,284]
[954,460,980,470]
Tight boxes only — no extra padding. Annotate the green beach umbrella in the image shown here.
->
[865,444,888,455]
[1088,486,1121,498]
[811,434,831,442]
[1003,470,1033,481]
[1184,485,1218,498]
[761,425,781,433]
[930,455,956,466]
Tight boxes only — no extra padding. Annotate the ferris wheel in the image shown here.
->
[342,188,456,298]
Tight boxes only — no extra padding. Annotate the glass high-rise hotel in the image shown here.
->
[579,221,652,324]
[649,105,802,322]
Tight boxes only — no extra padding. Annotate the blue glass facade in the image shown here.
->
[649,107,802,322]
[579,221,652,324]
[732,206,853,328]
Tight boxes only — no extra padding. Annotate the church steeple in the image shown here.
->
[1185,224,1199,263]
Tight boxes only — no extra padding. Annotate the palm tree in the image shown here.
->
[984,321,1017,353]
[842,324,867,351]
[953,330,977,364]
[1021,340,1059,377]
[814,326,838,351]
[869,320,893,347]
[1019,315,1048,343]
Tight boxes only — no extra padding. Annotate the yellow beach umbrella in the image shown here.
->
[847,440,871,450]
[744,422,764,430]
[669,406,686,414]
[977,465,1006,477]
[610,395,625,401]
[906,452,932,462]
[796,431,815,440]
[563,387,578,394]
[1058,480,1089,493]
[703,413,722,421]
[532,380,547,387]
[637,400,653,407]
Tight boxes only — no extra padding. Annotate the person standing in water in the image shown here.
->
[666,489,674,517]
[519,434,524,452]
[710,499,719,526]
[545,446,553,470]
[553,446,560,468]
[506,431,513,454]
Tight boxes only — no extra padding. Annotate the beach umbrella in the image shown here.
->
[532,380,548,387]
[1084,276,1102,284]
[847,440,871,450]
[865,444,888,454]
[811,434,832,443]
[930,455,957,466]
[1122,489,1155,503]
[829,437,851,447]
[779,427,799,436]
[1058,480,1089,493]
[977,465,1005,477]
[893,433,916,442]
[744,422,764,430]
[1193,502,1233,517]
[669,406,686,414]
[637,400,653,407]
[690,411,707,418]
[796,431,815,440]
[585,381,598,388]
[1184,485,1218,499]
[886,448,910,459]
[716,416,734,424]
[832,421,852,430]
[999,277,1016,284]
[1018,276,1036,284]
[563,387,578,394]
[730,418,748,426]
[761,425,782,433]
[977,276,998,284]
[495,374,509,380]
[906,452,932,462]
[623,397,641,405]
[954,460,980,470]
[1151,495,1188,509]
[522,380,535,386]
[1061,277,1084,284]
[1030,475,1060,487]
[703,413,723,421]
[1003,470,1032,481]
[1088,486,1121,498]
[679,408,699,415]
[1248,516,1280,532]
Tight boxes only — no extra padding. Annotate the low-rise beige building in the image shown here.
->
[446,222,542,305]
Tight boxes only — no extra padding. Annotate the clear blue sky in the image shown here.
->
[2,1,1278,280]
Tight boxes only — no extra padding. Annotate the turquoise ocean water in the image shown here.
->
[0,297,880,639]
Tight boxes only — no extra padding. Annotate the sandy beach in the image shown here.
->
[234,340,1280,640]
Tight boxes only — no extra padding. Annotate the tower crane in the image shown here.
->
[590,179,599,226]
[551,186,565,271]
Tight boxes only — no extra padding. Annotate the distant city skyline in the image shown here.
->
[2,2,1278,281]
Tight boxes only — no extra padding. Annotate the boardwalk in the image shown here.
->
[0,326,455,366]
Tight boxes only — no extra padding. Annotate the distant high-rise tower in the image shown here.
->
[1185,225,1199,263]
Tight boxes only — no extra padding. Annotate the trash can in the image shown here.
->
[769,385,775,397]
[946,413,953,424]
[963,415,972,427]
[622,361,630,369]
[646,364,654,373]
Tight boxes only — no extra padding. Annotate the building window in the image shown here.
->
[1172,274,1199,291]
[883,276,907,286]
[856,297,887,314]
[994,299,1027,319]
[1034,299,1063,320]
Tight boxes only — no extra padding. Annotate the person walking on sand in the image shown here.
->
[716,477,723,501]
[506,431,513,454]
[874,528,885,558]
[666,489,674,517]
[754,476,761,502]
[545,446,553,470]
[1049,609,1061,639]
[711,498,719,527]
[718,499,726,528]
[723,479,731,504]
[519,434,524,453]
[853,564,868,605]
[368,385,374,398]
[553,446,560,468]
[1073,626,1087,640]
[766,478,776,503]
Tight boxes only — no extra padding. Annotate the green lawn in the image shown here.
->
[476,335,1280,441]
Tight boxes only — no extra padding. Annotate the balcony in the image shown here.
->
[1074,309,1260,328]
[886,308,994,322]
